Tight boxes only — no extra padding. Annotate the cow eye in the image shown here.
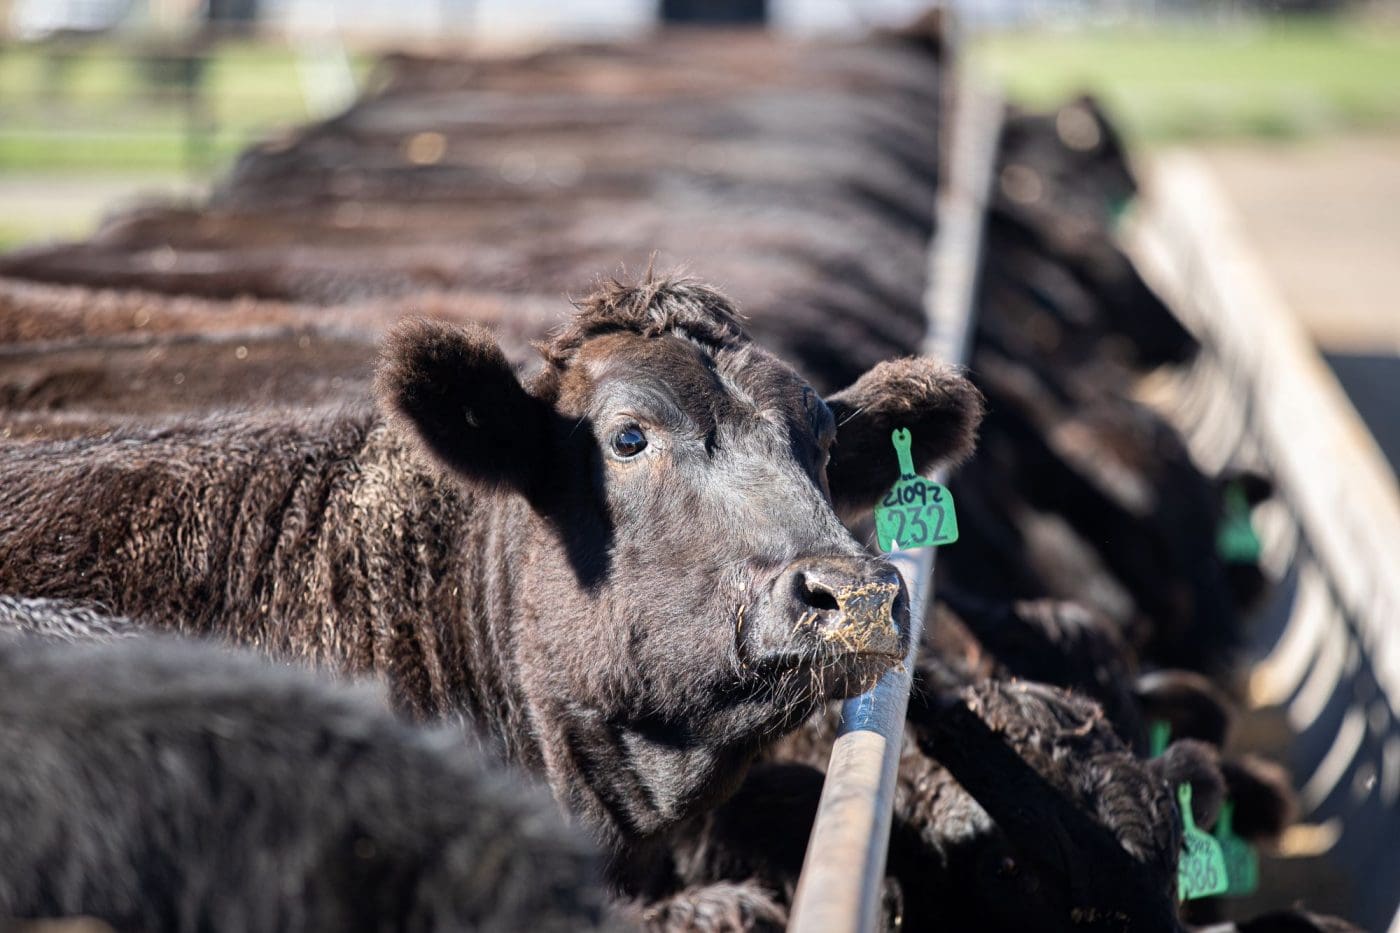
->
[996,856,1019,879]
[611,425,648,459]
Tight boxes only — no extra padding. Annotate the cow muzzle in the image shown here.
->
[749,556,909,684]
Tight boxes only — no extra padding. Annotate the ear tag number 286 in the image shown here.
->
[1177,783,1229,901]
[873,428,958,552]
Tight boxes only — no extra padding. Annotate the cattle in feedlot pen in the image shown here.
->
[0,277,563,420]
[0,277,984,872]
[0,14,1317,925]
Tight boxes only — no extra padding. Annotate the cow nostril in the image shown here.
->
[799,575,842,613]
[771,561,907,664]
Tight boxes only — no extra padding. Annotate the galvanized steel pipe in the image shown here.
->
[787,74,1003,933]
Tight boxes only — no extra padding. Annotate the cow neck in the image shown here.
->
[554,710,761,858]
[440,484,545,771]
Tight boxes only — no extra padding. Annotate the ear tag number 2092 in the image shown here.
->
[874,428,958,553]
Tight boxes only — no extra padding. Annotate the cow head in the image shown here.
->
[377,275,983,844]
[906,680,1225,933]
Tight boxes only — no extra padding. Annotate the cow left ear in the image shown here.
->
[1132,669,1235,749]
[1220,754,1297,844]
[378,318,552,498]
[825,357,984,512]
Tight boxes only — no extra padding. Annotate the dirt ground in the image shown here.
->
[1195,134,1400,473]
[1197,134,1400,351]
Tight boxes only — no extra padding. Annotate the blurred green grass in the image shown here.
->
[969,17,1400,142]
[3,19,1395,176]
[0,41,373,247]
[3,19,1399,249]
[0,41,368,173]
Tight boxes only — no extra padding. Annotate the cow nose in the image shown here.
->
[784,556,908,660]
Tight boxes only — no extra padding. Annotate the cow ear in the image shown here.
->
[1133,670,1235,749]
[1220,754,1297,844]
[1146,738,1226,831]
[378,319,551,496]
[1221,469,1274,507]
[825,357,984,511]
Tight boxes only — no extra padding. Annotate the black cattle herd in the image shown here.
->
[0,19,1362,933]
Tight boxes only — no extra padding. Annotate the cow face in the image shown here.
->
[379,277,982,839]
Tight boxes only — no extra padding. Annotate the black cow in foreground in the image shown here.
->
[0,595,141,643]
[0,624,1341,933]
[0,635,610,932]
[0,598,1264,933]
[0,277,983,872]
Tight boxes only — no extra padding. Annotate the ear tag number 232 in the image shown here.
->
[873,428,958,552]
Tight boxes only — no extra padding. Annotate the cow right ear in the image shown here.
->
[378,319,551,496]
[1146,738,1226,831]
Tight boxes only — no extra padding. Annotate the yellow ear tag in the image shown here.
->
[873,428,958,552]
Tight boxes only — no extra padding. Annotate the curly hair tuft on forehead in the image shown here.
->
[538,272,751,367]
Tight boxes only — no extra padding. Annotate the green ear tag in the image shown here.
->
[1214,802,1260,896]
[873,428,959,552]
[1216,481,1262,564]
[1108,194,1134,230]
[1149,719,1171,758]
[1177,784,1229,901]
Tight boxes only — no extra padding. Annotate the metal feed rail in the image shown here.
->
[1128,154,1400,933]
[787,76,1003,933]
